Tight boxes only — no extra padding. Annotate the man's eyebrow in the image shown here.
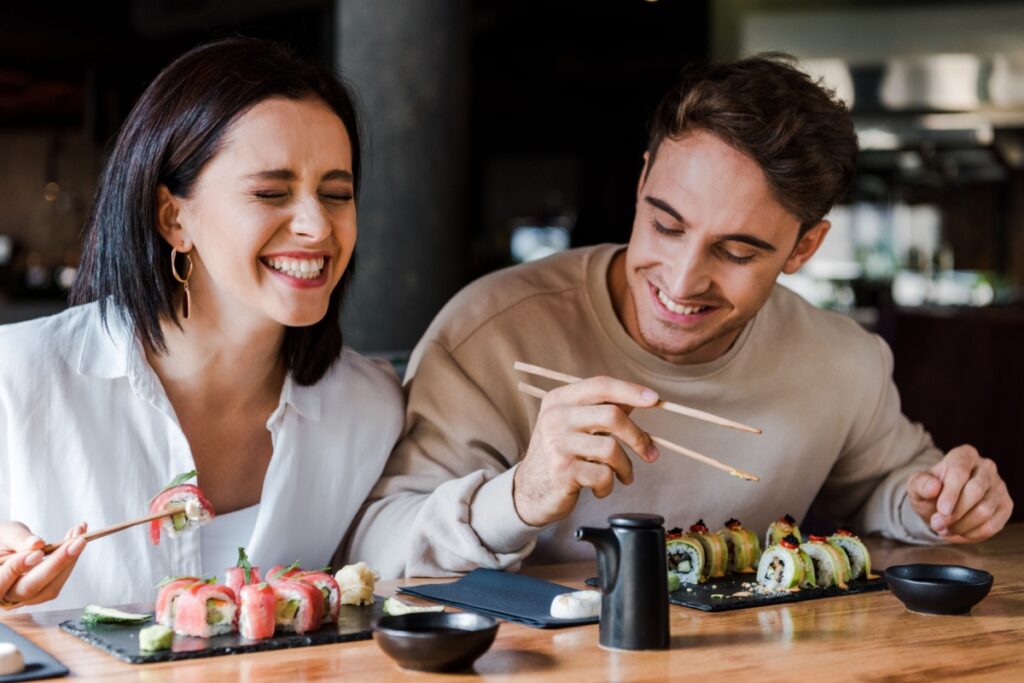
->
[644,196,682,222]
[716,233,777,252]
[244,169,353,182]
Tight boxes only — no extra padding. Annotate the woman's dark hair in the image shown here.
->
[71,36,362,385]
[647,53,858,234]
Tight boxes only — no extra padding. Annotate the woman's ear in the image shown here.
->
[782,220,831,275]
[156,185,192,250]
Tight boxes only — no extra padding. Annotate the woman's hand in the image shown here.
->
[0,521,87,609]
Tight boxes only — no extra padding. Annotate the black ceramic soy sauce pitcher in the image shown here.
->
[577,513,669,650]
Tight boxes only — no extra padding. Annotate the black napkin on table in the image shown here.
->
[397,568,599,629]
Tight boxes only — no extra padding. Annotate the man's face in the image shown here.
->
[617,130,828,364]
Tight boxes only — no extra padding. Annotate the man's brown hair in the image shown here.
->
[647,53,858,234]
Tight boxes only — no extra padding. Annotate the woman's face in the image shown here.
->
[163,96,356,330]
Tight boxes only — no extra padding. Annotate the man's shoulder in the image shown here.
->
[424,245,610,352]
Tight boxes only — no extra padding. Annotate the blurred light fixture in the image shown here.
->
[510,221,572,263]
[881,55,982,111]
[43,181,60,202]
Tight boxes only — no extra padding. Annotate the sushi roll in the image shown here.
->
[294,571,341,624]
[270,579,324,634]
[225,547,262,596]
[148,471,215,545]
[764,513,802,548]
[828,529,879,580]
[800,535,851,589]
[155,577,203,627]
[686,520,728,579]
[239,583,277,640]
[666,527,705,585]
[267,561,303,581]
[756,535,815,591]
[718,518,762,573]
[172,583,238,638]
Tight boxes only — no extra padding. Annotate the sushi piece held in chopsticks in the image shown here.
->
[828,529,880,580]
[335,562,379,606]
[239,583,277,640]
[686,520,729,579]
[226,547,262,596]
[800,536,852,589]
[718,518,762,573]
[148,471,215,545]
[172,582,238,638]
[666,527,705,584]
[270,579,323,634]
[765,513,802,548]
[756,535,816,591]
[293,570,341,624]
[155,576,210,627]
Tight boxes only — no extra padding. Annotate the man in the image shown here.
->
[348,55,1013,578]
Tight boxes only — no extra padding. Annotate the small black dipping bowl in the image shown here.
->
[372,612,499,672]
[884,564,993,615]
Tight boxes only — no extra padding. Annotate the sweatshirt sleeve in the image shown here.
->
[346,339,542,578]
[813,336,945,544]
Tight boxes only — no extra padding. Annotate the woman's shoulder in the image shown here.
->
[317,347,405,418]
[0,302,104,369]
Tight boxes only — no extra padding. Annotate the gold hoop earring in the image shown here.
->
[170,246,193,319]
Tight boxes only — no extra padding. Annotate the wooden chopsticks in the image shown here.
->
[514,362,760,482]
[0,505,186,567]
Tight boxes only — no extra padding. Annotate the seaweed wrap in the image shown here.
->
[666,527,705,584]
[226,547,262,596]
[294,570,341,624]
[270,579,323,634]
[800,535,851,589]
[172,583,238,638]
[764,513,802,548]
[148,471,215,545]
[155,577,203,627]
[718,518,762,573]
[756,535,815,590]
[828,529,879,580]
[239,583,277,640]
[687,520,728,579]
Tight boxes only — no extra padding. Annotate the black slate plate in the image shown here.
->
[58,596,384,664]
[0,622,69,681]
[586,573,887,612]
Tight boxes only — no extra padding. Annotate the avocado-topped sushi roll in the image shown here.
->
[148,471,215,545]
[294,571,341,624]
[800,535,851,589]
[757,535,815,591]
[686,520,728,579]
[765,513,802,548]
[172,583,238,637]
[270,580,323,634]
[239,583,276,640]
[828,529,879,580]
[155,577,203,627]
[666,527,705,585]
[226,547,262,596]
[718,518,762,573]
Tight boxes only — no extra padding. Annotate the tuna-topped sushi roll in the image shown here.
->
[757,535,816,591]
[172,583,238,638]
[271,579,323,634]
[800,536,851,589]
[666,527,705,585]
[155,577,205,627]
[686,520,728,579]
[764,513,802,548]
[294,571,341,624]
[828,529,879,580]
[225,547,262,596]
[239,583,276,640]
[148,471,215,545]
[266,561,303,582]
[718,518,762,573]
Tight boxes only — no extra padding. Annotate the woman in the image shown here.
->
[0,37,403,611]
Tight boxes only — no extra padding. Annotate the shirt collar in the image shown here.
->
[75,303,134,379]
[277,373,322,422]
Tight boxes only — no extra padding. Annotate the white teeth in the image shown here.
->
[657,288,706,316]
[265,256,325,279]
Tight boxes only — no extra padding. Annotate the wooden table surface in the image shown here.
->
[3,524,1023,682]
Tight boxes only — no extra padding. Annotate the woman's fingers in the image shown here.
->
[4,532,86,605]
[0,550,44,608]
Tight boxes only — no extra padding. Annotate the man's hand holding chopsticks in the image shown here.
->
[512,376,662,527]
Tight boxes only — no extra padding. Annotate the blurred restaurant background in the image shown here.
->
[2,0,1021,519]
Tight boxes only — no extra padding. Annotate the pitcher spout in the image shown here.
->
[576,526,620,594]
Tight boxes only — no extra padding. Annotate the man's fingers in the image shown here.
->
[570,404,659,462]
[934,451,975,517]
[943,497,1013,544]
[941,465,992,529]
[564,433,635,485]
[907,472,941,505]
[542,375,660,410]
[944,481,1009,537]
[573,460,616,499]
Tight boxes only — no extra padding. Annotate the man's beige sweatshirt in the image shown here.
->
[348,245,942,578]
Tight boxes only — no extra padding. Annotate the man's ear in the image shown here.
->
[636,151,651,200]
[156,185,192,250]
[782,220,831,275]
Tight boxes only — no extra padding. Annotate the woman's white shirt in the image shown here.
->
[0,302,404,612]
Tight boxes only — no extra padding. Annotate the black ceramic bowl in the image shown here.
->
[884,564,993,615]
[372,612,499,672]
